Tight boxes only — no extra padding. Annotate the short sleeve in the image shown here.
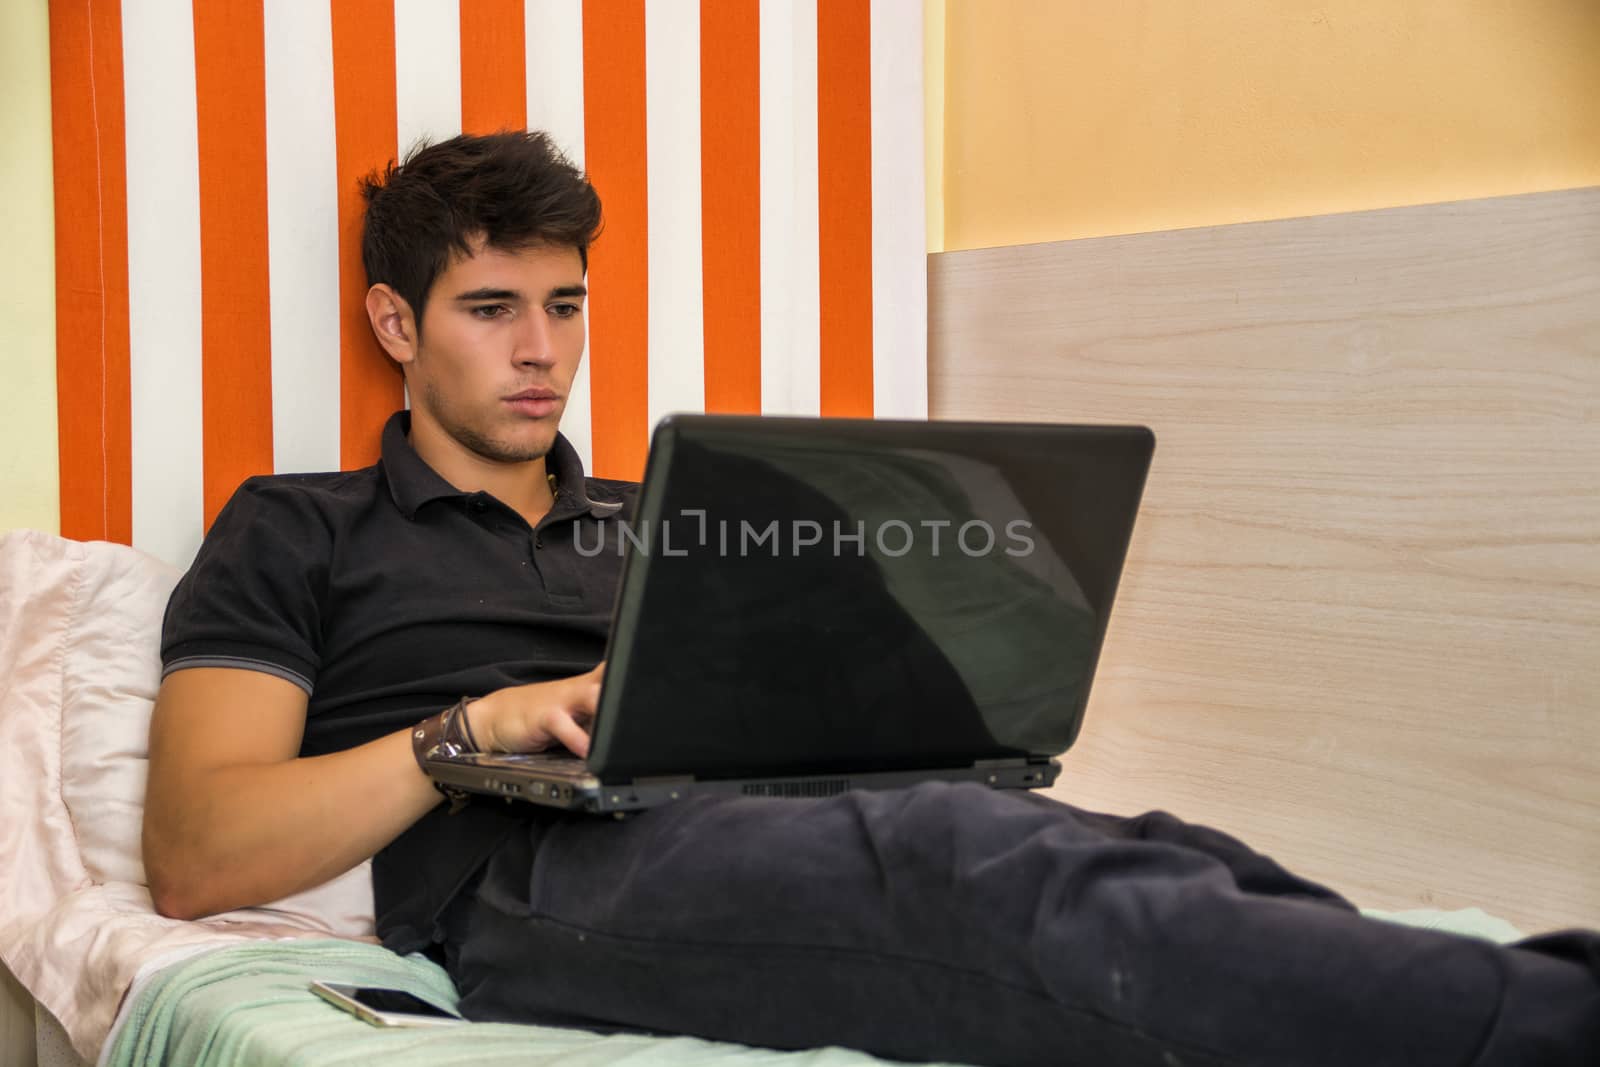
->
[160,477,331,694]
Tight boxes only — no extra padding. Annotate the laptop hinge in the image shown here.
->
[972,757,1030,770]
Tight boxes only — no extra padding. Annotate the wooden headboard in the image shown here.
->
[929,186,1600,934]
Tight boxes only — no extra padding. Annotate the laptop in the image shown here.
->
[425,414,1155,814]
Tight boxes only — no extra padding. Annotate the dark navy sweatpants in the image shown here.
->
[442,782,1599,1066]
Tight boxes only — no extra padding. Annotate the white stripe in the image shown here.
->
[870,0,928,419]
[567,305,592,476]
[122,0,204,568]
[264,0,341,473]
[395,0,461,156]
[759,0,821,416]
[644,1,704,433]
[525,0,592,473]
[525,0,586,167]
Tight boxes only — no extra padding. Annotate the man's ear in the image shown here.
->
[365,284,419,366]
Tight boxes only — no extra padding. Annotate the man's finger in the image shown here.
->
[546,709,591,759]
[577,668,604,713]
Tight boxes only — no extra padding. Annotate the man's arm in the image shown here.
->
[143,665,603,920]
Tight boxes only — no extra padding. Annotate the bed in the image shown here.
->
[0,527,1545,1067]
[3,185,1596,1065]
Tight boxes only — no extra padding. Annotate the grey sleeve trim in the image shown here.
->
[162,656,315,695]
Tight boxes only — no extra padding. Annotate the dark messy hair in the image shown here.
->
[359,130,602,332]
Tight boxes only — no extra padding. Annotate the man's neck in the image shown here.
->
[407,416,557,528]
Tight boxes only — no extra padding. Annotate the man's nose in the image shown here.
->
[513,311,556,366]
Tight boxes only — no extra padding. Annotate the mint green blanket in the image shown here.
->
[103,938,939,1067]
[104,909,1521,1067]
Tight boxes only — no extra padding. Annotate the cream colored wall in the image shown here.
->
[938,0,1600,250]
[1,0,58,535]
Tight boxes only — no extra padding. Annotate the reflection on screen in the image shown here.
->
[595,420,1151,780]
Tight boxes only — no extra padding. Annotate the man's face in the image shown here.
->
[407,240,587,464]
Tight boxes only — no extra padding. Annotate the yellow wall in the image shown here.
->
[923,0,945,253]
[939,0,1600,251]
[0,0,58,534]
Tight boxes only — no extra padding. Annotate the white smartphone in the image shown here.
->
[309,980,466,1028]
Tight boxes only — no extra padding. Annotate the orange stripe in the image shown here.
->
[332,0,404,470]
[816,0,874,417]
[194,0,273,529]
[582,0,650,480]
[699,0,762,414]
[50,0,132,544]
[460,0,527,134]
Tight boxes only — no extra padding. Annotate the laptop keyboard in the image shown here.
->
[463,751,585,771]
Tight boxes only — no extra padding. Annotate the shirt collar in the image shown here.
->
[379,411,625,521]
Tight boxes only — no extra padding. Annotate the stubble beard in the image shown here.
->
[420,378,553,464]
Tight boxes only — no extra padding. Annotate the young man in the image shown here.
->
[145,131,1598,1066]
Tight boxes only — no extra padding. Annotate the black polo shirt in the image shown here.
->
[161,411,638,952]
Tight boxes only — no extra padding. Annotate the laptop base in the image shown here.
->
[426,752,1061,815]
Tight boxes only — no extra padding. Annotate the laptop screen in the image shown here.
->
[589,416,1154,781]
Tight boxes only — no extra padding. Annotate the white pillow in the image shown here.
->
[0,529,374,935]
[55,534,178,884]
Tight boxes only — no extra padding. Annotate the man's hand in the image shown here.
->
[468,663,604,758]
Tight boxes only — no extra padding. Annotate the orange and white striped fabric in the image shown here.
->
[48,0,927,569]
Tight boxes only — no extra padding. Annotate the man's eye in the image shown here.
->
[471,305,509,319]
[548,303,581,319]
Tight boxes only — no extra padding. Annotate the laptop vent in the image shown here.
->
[742,779,849,799]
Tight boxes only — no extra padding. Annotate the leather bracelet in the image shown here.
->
[412,697,480,812]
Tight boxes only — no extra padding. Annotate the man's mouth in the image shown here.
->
[504,389,561,417]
